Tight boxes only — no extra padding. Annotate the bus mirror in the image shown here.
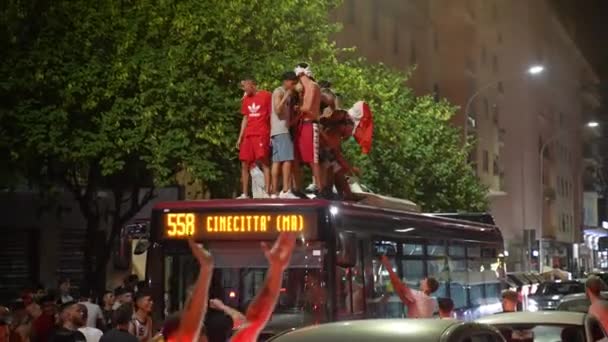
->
[134,239,150,255]
[336,232,357,268]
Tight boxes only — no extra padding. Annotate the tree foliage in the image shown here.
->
[1,0,486,286]
[315,59,488,211]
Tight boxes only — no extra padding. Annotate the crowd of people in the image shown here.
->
[0,233,297,342]
[236,62,372,200]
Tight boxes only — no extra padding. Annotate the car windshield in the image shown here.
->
[494,324,584,342]
[537,282,584,295]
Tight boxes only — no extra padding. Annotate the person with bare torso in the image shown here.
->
[292,63,323,195]
[318,110,358,200]
[586,277,608,332]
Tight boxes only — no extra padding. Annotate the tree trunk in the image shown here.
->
[83,215,100,292]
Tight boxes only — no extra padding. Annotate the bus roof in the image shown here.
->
[424,212,496,225]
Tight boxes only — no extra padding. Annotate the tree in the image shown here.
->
[1,0,486,290]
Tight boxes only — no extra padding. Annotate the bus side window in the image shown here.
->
[368,240,403,318]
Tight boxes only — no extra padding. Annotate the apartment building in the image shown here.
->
[332,0,600,272]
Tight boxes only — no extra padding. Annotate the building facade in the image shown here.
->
[332,0,600,272]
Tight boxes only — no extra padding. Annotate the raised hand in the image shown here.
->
[261,233,296,271]
[188,239,213,269]
[209,298,225,311]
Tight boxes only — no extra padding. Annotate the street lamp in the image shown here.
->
[463,65,544,139]
[538,121,599,272]
[528,65,545,75]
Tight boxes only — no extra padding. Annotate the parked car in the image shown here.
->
[477,311,607,341]
[556,292,608,313]
[267,319,505,342]
[528,280,586,311]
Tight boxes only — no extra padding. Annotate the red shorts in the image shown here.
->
[239,135,269,163]
[295,122,319,164]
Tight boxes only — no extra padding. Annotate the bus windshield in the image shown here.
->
[163,241,326,330]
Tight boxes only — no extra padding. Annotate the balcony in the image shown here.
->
[544,187,557,202]
[583,143,601,166]
[498,128,506,148]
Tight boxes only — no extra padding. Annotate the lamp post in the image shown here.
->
[463,65,544,272]
[463,65,545,140]
[538,120,599,273]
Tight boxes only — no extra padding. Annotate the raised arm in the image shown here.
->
[209,299,246,329]
[231,233,296,342]
[273,89,293,120]
[173,239,214,342]
[380,256,415,305]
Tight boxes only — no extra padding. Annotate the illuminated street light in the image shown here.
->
[587,121,599,128]
[464,64,545,139]
[528,65,545,75]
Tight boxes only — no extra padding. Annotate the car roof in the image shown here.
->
[269,319,462,342]
[561,291,608,302]
[477,311,586,326]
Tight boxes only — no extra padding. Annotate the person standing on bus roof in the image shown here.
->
[292,63,323,196]
[236,76,273,199]
[270,71,299,199]
[380,256,439,318]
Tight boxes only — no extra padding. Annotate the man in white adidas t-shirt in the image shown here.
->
[381,256,438,318]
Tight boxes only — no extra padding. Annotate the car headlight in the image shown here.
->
[528,299,539,312]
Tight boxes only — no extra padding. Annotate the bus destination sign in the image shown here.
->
[162,212,317,239]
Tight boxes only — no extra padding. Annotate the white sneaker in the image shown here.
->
[236,194,249,199]
[279,191,299,199]
[270,194,279,199]
[305,183,318,193]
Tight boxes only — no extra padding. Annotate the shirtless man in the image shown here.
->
[586,277,608,332]
[292,63,323,195]
[319,110,357,200]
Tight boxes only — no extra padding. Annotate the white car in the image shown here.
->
[267,319,505,342]
[477,311,608,341]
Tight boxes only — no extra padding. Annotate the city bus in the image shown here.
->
[139,198,505,337]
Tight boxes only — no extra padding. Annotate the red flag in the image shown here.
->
[348,101,373,154]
